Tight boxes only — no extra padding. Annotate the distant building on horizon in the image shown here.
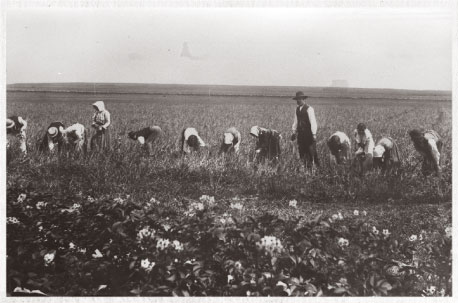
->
[325,79,349,92]
[331,79,349,88]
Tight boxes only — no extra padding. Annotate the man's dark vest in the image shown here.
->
[296,105,312,134]
[7,116,24,135]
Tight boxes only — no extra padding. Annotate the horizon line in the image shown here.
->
[6,81,452,94]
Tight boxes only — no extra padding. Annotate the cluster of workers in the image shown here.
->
[6,91,444,177]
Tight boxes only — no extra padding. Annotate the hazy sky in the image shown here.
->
[6,8,452,90]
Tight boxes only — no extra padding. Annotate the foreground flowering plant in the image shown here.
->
[6,190,452,297]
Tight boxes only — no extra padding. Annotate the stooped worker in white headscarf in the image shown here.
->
[373,137,402,172]
[6,116,28,155]
[353,123,375,174]
[181,127,206,154]
[327,131,351,165]
[128,126,163,155]
[250,125,281,163]
[90,101,111,151]
[220,127,241,154]
[62,123,88,153]
[409,129,443,177]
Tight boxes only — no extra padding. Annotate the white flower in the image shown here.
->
[92,249,103,258]
[338,212,344,220]
[114,197,125,204]
[424,285,437,295]
[409,235,418,242]
[72,203,81,210]
[156,238,171,250]
[38,226,43,232]
[69,242,76,249]
[36,201,47,210]
[78,248,87,254]
[163,224,171,232]
[190,202,205,212]
[141,258,155,272]
[235,261,243,270]
[289,199,297,208]
[220,218,227,225]
[87,197,95,203]
[337,237,349,247]
[17,193,26,203]
[331,214,339,221]
[150,197,160,205]
[172,240,184,252]
[7,217,20,225]
[362,210,367,216]
[353,210,359,216]
[200,195,215,206]
[256,236,284,255]
[372,226,379,235]
[228,274,235,283]
[44,252,55,265]
[222,212,229,217]
[382,229,391,237]
[445,226,452,239]
[230,202,243,210]
[419,234,424,241]
[137,226,155,241]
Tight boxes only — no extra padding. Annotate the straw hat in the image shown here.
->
[47,127,58,138]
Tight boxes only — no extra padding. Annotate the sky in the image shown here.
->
[6,8,453,90]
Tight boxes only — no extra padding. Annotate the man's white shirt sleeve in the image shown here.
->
[307,107,317,135]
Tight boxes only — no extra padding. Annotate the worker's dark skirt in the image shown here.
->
[90,128,111,152]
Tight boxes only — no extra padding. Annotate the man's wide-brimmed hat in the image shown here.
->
[293,91,308,100]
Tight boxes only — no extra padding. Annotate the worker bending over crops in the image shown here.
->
[181,127,206,154]
[353,123,375,173]
[220,127,241,154]
[128,126,163,155]
[6,116,27,155]
[327,131,351,165]
[39,121,66,153]
[90,101,111,152]
[290,91,319,169]
[62,123,88,153]
[373,137,401,172]
[409,129,443,177]
[6,116,28,155]
[250,126,281,163]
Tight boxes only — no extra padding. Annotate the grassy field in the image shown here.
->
[7,85,452,204]
[6,84,452,296]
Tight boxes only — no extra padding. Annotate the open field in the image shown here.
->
[6,84,452,296]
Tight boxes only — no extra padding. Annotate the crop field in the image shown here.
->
[6,84,452,296]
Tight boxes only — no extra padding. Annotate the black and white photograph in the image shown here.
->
[2,0,455,298]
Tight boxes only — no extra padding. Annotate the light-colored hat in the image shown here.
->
[224,132,234,144]
[373,145,385,158]
[6,119,15,129]
[250,126,260,137]
[48,127,58,138]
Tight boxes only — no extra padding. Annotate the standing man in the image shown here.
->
[290,91,319,168]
